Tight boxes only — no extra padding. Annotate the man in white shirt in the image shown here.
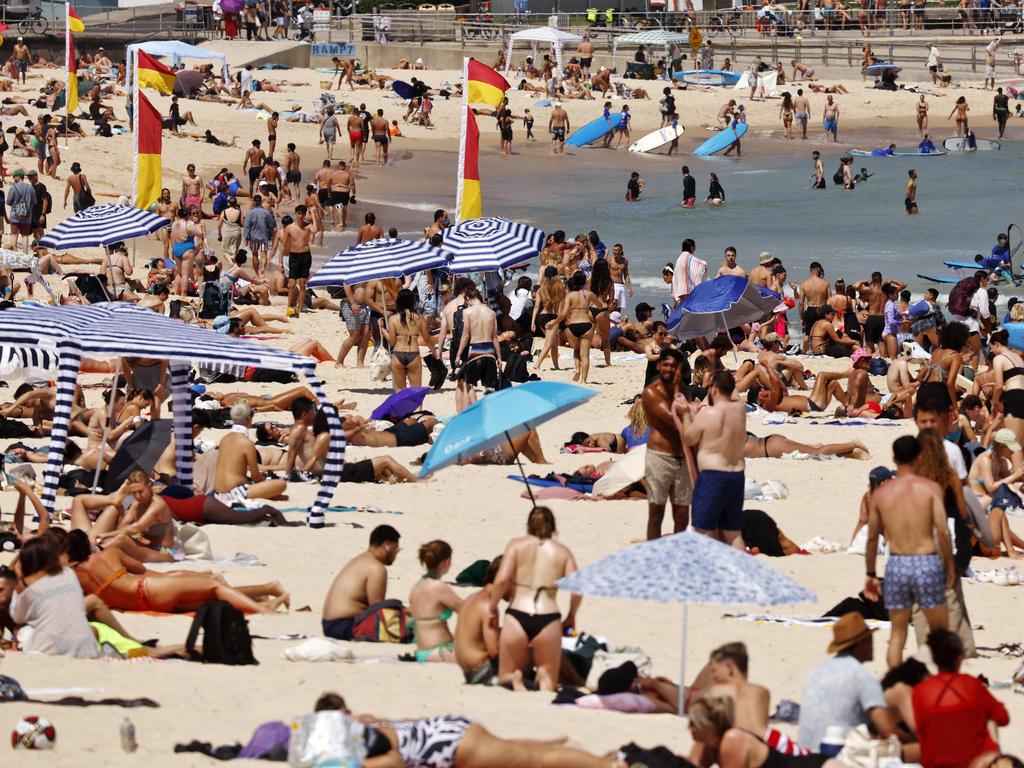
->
[671,237,707,305]
[926,43,941,84]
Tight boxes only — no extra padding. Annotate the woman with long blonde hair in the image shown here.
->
[531,266,567,372]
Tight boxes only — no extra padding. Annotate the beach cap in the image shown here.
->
[11,169,24,178]
[762,332,779,344]
[609,310,623,324]
[758,251,776,266]
[597,661,638,695]
[26,169,37,177]
[868,466,894,487]
[635,302,655,314]
[70,162,81,172]
[851,348,871,366]
[213,315,232,334]
[994,428,1022,452]
[827,612,877,654]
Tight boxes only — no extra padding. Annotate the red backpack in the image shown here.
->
[350,599,409,643]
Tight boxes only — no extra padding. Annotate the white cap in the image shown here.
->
[609,311,623,324]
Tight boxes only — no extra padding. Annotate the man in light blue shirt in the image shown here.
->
[798,613,897,750]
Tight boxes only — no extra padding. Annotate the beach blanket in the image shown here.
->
[507,474,595,492]
[724,613,892,630]
[0,249,38,270]
[520,486,592,501]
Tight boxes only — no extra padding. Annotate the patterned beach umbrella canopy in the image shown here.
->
[440,217,545,274]
[38,205,172,249]
[308,238,450,287]
[558,529,815,606]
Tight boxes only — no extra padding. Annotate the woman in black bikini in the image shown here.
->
[917,321,967,406]
[490,507,580,692]
[989,328,1024,442]
[588,259,616,368]
[689,695,841,768]
[744,432,868,460]
[551,271,597,384]
[531,266,566,373]
[384,289,434,392]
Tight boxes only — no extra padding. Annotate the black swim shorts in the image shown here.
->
[288,251,312,280]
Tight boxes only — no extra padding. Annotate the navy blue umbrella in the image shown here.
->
[666,275,780,340]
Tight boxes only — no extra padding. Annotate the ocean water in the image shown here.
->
[331,138,1023,309]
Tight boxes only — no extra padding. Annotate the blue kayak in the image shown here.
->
[566,112,623,148]
[693,122,747,156]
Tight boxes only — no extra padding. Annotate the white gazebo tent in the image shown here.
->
[612,29,691,71]
[503,26,583,75]
[125,40,230,93]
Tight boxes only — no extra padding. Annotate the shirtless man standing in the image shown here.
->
[283,143,301,201]
[180,163,205,213]
[794,89,810,140]
[549,102,570,154]
[321,525,401,640]
[11,38,30,85]
[905,169,919,215]
[346,111,364,168]
[282,205,313,317]
[716,246,746,277]
[454,556,503,684]
[577,36,594,76]
[337,278,371,367]
[370,109,390,166]
[822,94,839,142]
[810,150,826,189]
[674,370,747,546]
[642,348,694,540]
[243,140,266,197]
[329,161,355,231]
[266,112,279,160]
[865,434,953,668]
[357,211,383,244]
[313,160,334,228]
[608,244,632,308]
[454,284,501,412]
[800,261,831,351]
[854,272,905,355]
[213,402,288,505]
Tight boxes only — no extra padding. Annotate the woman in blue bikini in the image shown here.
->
[408,540,463,663]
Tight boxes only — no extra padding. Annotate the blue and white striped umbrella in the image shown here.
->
[440,217,545,274]
[38,205,172,249]
[557,529,815,713]
[308,238,450,287]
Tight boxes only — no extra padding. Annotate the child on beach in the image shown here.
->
[523,109,534,139]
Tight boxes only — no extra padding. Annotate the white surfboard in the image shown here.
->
[628,124,686,153]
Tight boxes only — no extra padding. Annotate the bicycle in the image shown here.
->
[707,10,742,39]
[17,8,49,36]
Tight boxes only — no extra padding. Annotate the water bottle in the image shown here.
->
[120,717,137,753]
[819,725,846,758]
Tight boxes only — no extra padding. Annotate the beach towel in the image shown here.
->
[281,637,355,662]
[507,474,595,493]
[573,693,661,713]
[725,612,892,630]
[521,486,592,501]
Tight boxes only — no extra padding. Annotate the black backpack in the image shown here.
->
[199,279,232,319]
[185,600,258,665]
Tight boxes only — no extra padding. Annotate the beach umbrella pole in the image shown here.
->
[678,603,688,716]
[91,357,123,490]
[721,311,738,364]
[506,429,536,508]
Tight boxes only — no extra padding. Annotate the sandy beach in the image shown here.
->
[0,38,1023,766]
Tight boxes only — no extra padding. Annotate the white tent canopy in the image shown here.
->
[504,26,583,75]
[612,29,690,70]
[125,41,230,93]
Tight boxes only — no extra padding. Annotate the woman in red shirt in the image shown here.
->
[912,629,1010,768]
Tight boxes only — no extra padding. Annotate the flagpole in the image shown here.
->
[454,56,469,224]
[64,6,70,149]
[132,54,139,208]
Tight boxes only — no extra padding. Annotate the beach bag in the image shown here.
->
[0,675,26,701]
[948,276,979,318]
[199,279,231,319]
[868,358,889,376]
[78,186,95,209]
[368,344,391,382]
[239,720,290,761]
[837,724,901,768]
[350,599,408,643]
[185,599,258,665]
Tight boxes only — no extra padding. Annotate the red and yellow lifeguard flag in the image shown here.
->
[137,50,176,94]
[457,108,481,221]
[65,7,84,115]
[455,58,508,222]
[67,6,85,33]
[135,91,162,210]
[465,57,509,110]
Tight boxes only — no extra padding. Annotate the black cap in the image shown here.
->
[869,466,894,487]
[635,302,655,314]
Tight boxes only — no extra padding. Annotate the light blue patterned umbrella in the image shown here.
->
[557,529,815,713]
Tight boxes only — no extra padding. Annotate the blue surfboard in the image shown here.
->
[1005,323,1024,352]
[392,80,415,100]
[674,69,742,86]
[693,122,747,156]
[566,113,623,148]
[944,261,981,270]
[917,273,959,284]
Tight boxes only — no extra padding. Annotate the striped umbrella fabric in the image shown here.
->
[308,238,450,288]
[440,217,545,274]
[38,205,172,249]
[0,303,345,529]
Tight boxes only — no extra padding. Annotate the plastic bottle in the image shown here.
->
[120,717,137,753]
